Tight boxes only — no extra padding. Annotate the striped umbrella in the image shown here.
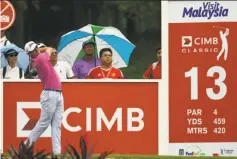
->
[57,24,135,68]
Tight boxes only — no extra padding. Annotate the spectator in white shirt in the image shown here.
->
[51,50,75,79]
[0,49,25,79]
[0,31,11,47]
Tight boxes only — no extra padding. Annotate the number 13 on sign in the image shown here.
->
[185,66,227,100]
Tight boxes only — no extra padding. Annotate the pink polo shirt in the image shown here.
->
[32,52,61,90]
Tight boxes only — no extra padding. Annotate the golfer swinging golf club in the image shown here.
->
[214,26,229,61]
[24,41,64,154]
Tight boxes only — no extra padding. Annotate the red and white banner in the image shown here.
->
[168,1,237,157]
[2,82,158,155]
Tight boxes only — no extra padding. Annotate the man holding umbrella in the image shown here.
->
[0,48,25,79]
[72,40,101,79]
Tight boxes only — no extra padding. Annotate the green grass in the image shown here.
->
[1,154,237,159]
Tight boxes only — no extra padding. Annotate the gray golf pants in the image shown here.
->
[28,90,64,154]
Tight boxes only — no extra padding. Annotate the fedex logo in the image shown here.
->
[17,102,145,137]
[185,151,205,156]
[186,152,199,156]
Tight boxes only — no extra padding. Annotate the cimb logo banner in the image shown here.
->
[3,82,158,154]
[17,102,145,137]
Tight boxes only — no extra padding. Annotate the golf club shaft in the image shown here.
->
[213,26,226,29]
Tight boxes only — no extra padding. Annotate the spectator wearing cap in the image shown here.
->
[72,40,101,79]
[143,46,162,79]
[51,49,75,79]
[0,49,25,79]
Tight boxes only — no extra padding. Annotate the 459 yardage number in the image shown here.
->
[185,66,227,100]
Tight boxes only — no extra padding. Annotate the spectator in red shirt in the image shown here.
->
[86,48,124,79]
[143,46,162,79]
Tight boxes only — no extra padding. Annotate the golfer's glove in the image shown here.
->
[30,69,38,76]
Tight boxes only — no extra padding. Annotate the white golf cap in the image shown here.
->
[37,43,46,48]
[24,41,38,53]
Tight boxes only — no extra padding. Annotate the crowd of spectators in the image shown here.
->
[1,33,162,80]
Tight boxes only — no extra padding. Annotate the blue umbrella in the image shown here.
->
[57,24,135,68]
[0,43,29,71]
